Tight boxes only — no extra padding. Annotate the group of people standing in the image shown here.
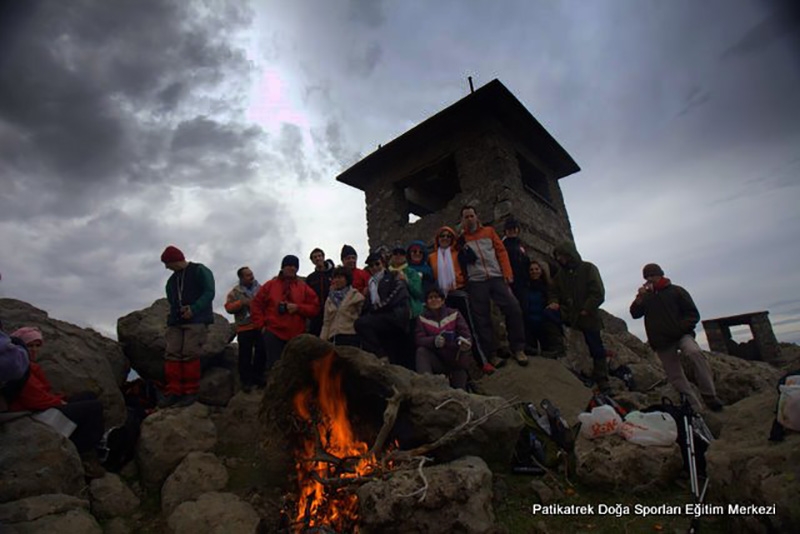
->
[157,204,723,413]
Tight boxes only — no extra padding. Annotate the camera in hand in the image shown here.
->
[278,302,288,315]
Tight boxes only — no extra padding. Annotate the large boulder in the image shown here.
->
[0,298,127,427]
[88,473,140,519]
[198,367,235,407]
[575,434,683,492]
[0,494,89,524]
[261,335,522,474]
[357,456,496,534]
[706,390,800,532]
[167,492,260,534]
[478,356,593,424]
[136,403,217,489]
[116,298,235,381]
[7,508,102,534]
[0,418,84,503]
[161,452,229,515]
[211,391,262,449]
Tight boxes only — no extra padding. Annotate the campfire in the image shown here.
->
[289,351,389,532]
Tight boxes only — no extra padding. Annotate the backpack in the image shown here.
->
[512,399,578,475]
[586,392,628,418]
[643,396,712,477]
[768,368,800,442]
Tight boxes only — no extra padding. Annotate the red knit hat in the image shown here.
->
[161,245,185,264]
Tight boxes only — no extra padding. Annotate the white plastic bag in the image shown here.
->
[777,376,800,432]
[620,410,677,447]
[578,405,621,439]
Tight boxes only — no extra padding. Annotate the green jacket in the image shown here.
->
[549,242,605,331]
[389,263,423,319]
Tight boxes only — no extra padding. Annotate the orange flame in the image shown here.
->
[292,351,379,531]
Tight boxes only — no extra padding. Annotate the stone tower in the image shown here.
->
[336,79,580,264]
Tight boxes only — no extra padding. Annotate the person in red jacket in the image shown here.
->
[341,244,370,294]
[251,255,319,378]
[9,326,106,478]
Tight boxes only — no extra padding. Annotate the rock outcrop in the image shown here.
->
[161,452,229,515]
[167,492,260,534]
[357,456,496,534]
[116,298,235,381]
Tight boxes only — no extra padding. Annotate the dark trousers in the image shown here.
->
[446,290,488,366]
[415,347,470,390]
[237,329,266,386]
[355,314,408,367]
[525,320,563,354]
[308,315,323,337]
[330,334,361,348]
[58,392,105,454]
[582,328,609,389]
[264,331,287,375]
[468,278,526,355]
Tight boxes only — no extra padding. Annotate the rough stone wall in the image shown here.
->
[363,119,574,261]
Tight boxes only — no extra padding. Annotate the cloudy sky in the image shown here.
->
[1,0,798,348]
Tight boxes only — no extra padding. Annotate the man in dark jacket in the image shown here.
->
[354,252,410,366]
[161,245,215,407]
[502,217,530,307]
[547,241,610,393]
[630,263,722,412]
[306,248,333,336]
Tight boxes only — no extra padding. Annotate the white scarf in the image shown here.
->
[369,270,382,306]
[437,246,456,295]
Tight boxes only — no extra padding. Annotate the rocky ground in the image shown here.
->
[0,298,798,533]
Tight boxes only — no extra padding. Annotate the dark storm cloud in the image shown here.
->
[0,0,260,217]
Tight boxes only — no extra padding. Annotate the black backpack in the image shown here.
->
[768,368,800,442]
[512,399,578,475]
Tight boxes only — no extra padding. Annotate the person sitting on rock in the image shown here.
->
[225,266,266,392]
[525,260,564,357]
[415,286,473,390]
[630,263,723,412]
[8,326,106,478]
[341,245,371,294]
[547,241,611,394]
[320,266,365,347]
[251,255,320,376]
[160,245,215,408]
[354,252,410,366]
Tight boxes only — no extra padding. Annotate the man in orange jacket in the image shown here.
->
[458,206,527,368]
[251,255,319,376]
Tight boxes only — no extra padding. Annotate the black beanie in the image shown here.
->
[341,244,357,261]
[282,255,300,269]
[642,263,664,278]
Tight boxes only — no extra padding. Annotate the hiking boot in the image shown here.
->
[174,394,198,408]
[158,394,179,408]
[513,351,529,366]
[481,362,496,375]
[489,355,507,369]
[81,451,106,480]
[703,396,724,413]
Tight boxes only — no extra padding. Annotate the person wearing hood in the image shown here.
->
[429,225,493,373]
[415,286,473,390]
[502,217,531,307]
[320,266,365,347]
[251,255,320,375]
[458,205,528,368]
[355,252,410,365]
[407,241,434,288]
[7,326,106,478]
[225,266,266,392]
[306,248,334,337]
[547,241,610,394]
[341,245,371,294]
[160,245,215,408]
[630,263,723,412]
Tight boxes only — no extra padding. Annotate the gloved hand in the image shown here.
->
[434,334,445,349]
[458,337,472,351]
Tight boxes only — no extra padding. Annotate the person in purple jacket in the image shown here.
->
[415,286,473,390]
